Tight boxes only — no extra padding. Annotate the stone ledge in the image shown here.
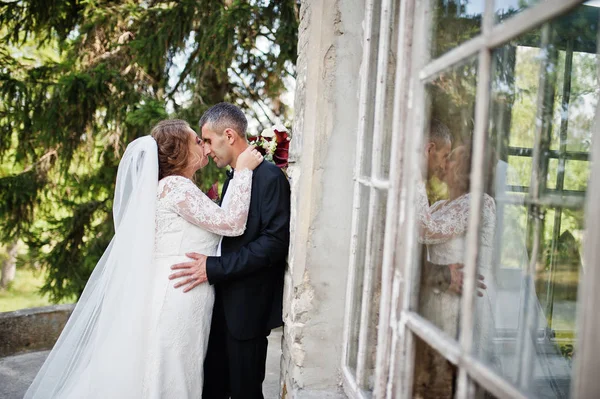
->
[285,388,347,399]
[0,304,74,357]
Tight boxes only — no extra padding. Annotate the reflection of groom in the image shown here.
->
[170,103,291,399]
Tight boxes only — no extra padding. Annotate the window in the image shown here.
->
[342,0,600,398]
[341,0,401,396]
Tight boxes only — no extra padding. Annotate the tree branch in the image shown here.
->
[231,67,275,126]
[166,43,202,101]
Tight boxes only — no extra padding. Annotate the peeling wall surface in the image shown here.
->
[281,0,364,397]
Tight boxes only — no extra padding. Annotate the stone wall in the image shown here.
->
[281,0,365,397]
[0,305,74,357]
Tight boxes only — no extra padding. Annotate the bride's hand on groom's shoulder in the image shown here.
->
[169,252,208,292]
[237,146,264,171]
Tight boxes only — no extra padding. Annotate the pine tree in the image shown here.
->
[0,0,299,301]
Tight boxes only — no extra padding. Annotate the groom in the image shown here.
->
[169,103,291,399]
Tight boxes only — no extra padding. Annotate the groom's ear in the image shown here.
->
[425,141,436,154]
[224,128,236,145]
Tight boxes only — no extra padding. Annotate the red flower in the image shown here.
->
[273,128,290,168]
[206,181,220,202]
[248,135,268,156]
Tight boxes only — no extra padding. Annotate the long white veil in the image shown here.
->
[25,136,159,398]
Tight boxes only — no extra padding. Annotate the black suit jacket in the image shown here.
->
[205,161,291,340]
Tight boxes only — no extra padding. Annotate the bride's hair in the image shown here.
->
[151,119,194,180]
[448,144,472,194]
[448,142,495,196]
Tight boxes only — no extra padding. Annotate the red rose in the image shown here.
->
[206,181,220,202]
[273,128,290,168]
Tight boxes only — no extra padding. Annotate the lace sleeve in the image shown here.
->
[417,182,469,244]
[159,171,253,237]
[479,195,497,248]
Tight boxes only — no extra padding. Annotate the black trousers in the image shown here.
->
[203,299,269,399]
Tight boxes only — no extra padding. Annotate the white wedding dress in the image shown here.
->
[417,182,498,364]
[143,172,252,398]
[25,137,253,399]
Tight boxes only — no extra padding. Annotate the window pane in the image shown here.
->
[346,183,371,372]
[564,160,590,191]
[481,4,598,397]
[506,155,533,189]
[412,335,458,398]
[474,382,501,398]
[359,0,382,180]
[429,0,484,59]
[495,0,540,24]
[546,158,558,190]
[361,188,388,390]
[413,56,478,350]
[378,0,399,180]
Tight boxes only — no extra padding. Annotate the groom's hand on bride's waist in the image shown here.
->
[169,252,208,292]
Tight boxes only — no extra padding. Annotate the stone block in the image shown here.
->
[0,305,74,357]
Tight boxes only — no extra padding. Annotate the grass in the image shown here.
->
[0,268,73,312]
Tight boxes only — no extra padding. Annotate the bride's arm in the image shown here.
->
[161,172,253,237]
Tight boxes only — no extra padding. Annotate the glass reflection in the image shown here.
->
[429,0,484,59]
[481,3,598,398]
[413,58,478,397]
[413,3,598,397]
[495,0,540,24]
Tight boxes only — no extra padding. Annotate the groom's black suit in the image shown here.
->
[203,160,290,399]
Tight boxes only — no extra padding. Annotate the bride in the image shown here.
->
[24,119,263,398]
[420,144,498,362]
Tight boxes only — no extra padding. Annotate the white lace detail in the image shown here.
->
[142,255,215,399]
[417,181,496,246]
[154,170,252,256]
[421,191,498,366]
[139,170,253,397]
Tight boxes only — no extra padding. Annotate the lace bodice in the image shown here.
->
[417,182,496,247]
[153,170,252,256]
[425,192,496,267]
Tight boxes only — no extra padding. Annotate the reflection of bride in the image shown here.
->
[421,145,499,364]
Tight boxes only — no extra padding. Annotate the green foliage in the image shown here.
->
[0,267,75,312]
[0,0,299,301]
[431,0,481,59]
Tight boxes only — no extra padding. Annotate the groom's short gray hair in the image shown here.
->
[427,119,451,145]
[199,102,248,138]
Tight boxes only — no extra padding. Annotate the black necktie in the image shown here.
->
[226,169,234,179]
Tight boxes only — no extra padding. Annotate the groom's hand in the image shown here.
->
[169,252,208,293]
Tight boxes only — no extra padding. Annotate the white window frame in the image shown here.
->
[341,0,600,398]
[340,0,399,397]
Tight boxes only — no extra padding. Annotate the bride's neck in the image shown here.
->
[181,167,195,180]
[448,186,466,200]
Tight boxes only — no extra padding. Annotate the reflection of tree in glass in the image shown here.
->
[429,60,478,144]
[495,0,538,23]
[431,0,481,58]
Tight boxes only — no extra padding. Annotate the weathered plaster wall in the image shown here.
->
[281,0,364,397]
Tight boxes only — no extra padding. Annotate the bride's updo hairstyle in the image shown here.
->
[151,119,193,180]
